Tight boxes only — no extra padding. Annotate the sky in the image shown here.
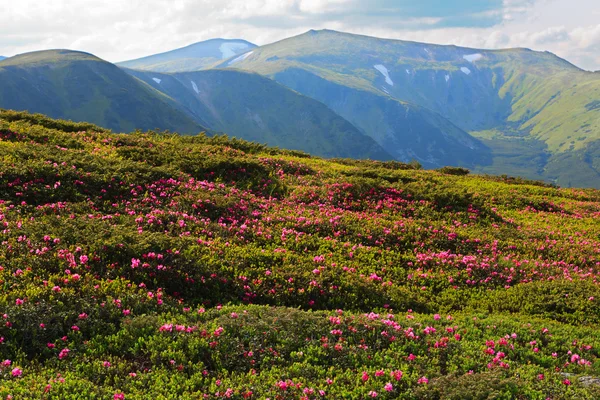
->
[1,0,599,70]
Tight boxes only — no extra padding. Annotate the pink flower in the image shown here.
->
[418,376,429,385]
[58,348,70,360]
[11,367,22,377]
[368,391,378,397]
[361,371,369,382]
[390,370,403,381]
[571,354,580,363]
[103,361,111,368]
[213,327,224,337]
[114,393,125,400]
[423,326,436,335]
[384,383,393,392]
[277,381,288,390]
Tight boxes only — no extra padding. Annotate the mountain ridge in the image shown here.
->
[1,30,599,187]
[0,48,394,161]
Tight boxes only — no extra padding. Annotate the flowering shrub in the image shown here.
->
[1,110,600,398]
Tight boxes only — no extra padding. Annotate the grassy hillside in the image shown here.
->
[230,29,600,187]
[118,39,257,72]
[0,50,204,134]
[1,111,600,398]
[125,68,394,161]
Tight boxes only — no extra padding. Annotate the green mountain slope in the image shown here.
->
[125,68,394,160]
[117,39,257,72]
[0,50,204,134]
[273,67,490,168]
[216,31,493,168]
[227,29,600,187]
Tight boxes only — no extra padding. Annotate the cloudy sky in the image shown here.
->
[1,0,599,70]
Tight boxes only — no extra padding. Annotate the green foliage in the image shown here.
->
[1,112,600,398]
[437,166,470,176]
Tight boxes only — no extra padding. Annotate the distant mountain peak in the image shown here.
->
[117,39,258,73]
[292,29,577,69]
[0,49,103,67]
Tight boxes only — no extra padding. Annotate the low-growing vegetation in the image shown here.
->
[1,110,600,398]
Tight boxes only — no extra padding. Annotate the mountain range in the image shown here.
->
[1,30,599,187]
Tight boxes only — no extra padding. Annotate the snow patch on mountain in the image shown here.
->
[191,81,199,94]
[219,42,249,59]
[460,67,471,75]
[463,53,483,62]
[152,78,162,84]
[228,51,254,65]
[445,74,450,82]
[374,65,394,86]
[406,69,410,75]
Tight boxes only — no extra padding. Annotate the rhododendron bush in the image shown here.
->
[1,110,600,398]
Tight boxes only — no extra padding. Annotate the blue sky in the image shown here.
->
[0,0,599,70]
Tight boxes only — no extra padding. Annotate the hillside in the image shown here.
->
[1,111,600,398]
[229,29,600,187]
[118,39,257,72]
[125,68,394,160]
[0,50,204,134]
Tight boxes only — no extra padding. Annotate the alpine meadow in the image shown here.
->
[1,1,600,399]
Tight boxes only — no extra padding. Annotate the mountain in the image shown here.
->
[0,49,391,160]
[0,50,204,133]
[125,68,393,160]
[0,56,6,61]
[226,29,600,187]
[118,39,257,72]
